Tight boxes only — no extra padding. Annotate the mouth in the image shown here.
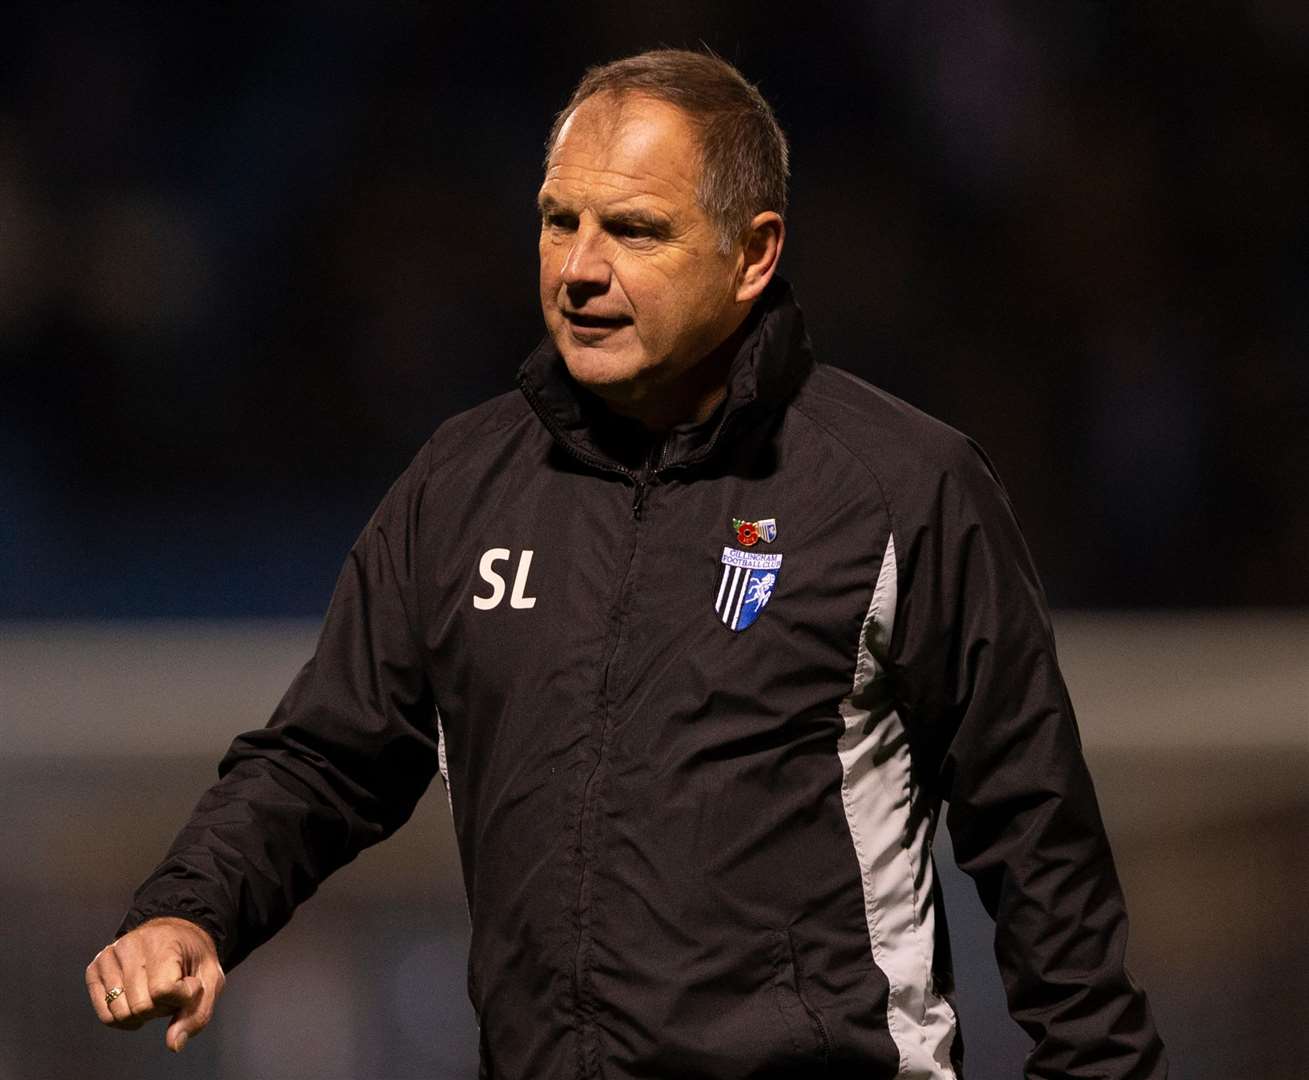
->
[561,309,633,344]
[563,311,633,330]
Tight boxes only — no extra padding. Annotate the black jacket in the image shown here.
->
[122,281,1167,1078]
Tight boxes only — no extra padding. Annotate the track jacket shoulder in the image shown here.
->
[120,279,1165,1079]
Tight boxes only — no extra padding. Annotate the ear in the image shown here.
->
[734,211,785,303]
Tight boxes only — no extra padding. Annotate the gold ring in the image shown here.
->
[104,985,124,1006]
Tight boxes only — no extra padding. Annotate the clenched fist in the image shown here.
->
[85,917,225,1052]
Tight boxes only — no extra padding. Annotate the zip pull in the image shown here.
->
[631,438,666,520]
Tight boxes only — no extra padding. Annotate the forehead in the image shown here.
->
[542,93,703,210]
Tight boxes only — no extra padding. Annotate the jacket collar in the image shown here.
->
[517,277,815,476]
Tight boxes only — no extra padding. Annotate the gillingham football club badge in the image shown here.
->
[715,516,782,631]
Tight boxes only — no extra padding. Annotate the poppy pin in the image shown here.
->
[731,517,777,547]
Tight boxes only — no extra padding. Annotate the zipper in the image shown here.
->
[549,429,661,1077]
[519,376,669,518]
[650,397,749,485]
[631,438,668,519]
[787,929,832,1066]
[520,373,756,1074]
[570,498,645,1078]
[518,378,638,480]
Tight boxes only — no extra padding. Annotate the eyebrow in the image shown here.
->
[537,194,673,236]
[602,207,672,234]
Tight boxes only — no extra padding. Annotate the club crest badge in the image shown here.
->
[715,546,782,631]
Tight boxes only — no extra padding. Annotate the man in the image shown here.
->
[86,50,1167,1078]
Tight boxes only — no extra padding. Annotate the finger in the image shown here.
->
[92,947,134,1026]
[112,933,175,1026]
[141,939,189,1009]
[165,958,226,1052]
[163,976,204,1052]
[190,957,226,1032]
[101,939,174,1030]
[123,950,156,1018]
[149,970,199,1011]
[84,963,115,1025]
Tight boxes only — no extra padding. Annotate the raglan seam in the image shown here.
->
[788,401,902,571]
[370,440,436,680]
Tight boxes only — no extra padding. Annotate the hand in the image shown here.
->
[85,917,226,1052]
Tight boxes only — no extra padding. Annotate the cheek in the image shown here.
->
[623,291,667,348]
[614,265,668,327]
[637,270,701,330]
[539,236,561,280]
[539,265,561,312]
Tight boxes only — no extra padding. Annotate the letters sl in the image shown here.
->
[474,548,537,610]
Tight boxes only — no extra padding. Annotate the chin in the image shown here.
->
[558,340,646,391]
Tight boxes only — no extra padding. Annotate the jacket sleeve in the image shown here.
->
[887,436,1167,1079]
[117,443,440,969]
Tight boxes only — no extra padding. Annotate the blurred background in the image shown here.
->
[2,2,1305,1077]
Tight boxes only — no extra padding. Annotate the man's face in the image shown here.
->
[537,93,743,413]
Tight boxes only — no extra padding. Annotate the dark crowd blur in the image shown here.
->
[3,1,1305,618]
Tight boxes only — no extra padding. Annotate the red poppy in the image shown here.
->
[737,521,759,547]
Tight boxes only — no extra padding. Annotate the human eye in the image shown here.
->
[608,217,661,242]
[540,207,578,232]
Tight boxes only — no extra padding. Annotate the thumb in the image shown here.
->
[152,973,201,1010]
[162,976,204,1053]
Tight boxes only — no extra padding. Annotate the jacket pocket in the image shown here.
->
[769,928,831,1069]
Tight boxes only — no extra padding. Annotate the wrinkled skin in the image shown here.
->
[538,92,783,429]
[85,917,224,1053]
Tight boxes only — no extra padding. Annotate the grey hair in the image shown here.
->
[545,49,789,254]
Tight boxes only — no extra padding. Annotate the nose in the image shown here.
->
[560,218,611,296]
